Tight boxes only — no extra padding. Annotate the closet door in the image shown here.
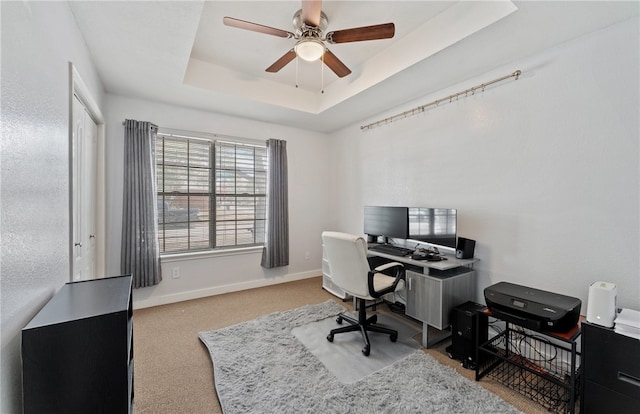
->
[71,94,98,281]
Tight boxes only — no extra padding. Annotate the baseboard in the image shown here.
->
[132,270,321,309]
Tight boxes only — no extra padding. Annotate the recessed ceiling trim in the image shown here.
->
[185,1,517,115]
[317,0,519,113]
[184,58,320,113]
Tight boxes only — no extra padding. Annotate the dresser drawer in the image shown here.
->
[582,322,640,400]
[582,379,640,414]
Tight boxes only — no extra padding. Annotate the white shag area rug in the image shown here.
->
[198,300,522,414]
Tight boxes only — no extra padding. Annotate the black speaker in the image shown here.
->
[455,237,476,259]
[446,301,487,370]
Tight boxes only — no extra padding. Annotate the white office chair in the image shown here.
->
[322,231,405,356]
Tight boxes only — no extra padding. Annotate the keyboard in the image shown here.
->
[368,244,413,257]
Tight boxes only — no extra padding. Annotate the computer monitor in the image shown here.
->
[363,206,409,241]
[408,207,457,248]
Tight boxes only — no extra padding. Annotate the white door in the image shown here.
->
[72,95,98,281]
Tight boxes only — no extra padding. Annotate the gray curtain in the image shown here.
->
[121,119,162,288]
[261,139,289,268]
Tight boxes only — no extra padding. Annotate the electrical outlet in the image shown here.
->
[304,252,310,261]
[172,267,180,279]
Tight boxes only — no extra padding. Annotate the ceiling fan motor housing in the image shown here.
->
[292,9,328,38]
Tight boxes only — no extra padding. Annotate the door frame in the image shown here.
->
[69,62,106,280]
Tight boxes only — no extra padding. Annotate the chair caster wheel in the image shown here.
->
[336,316,343,324]
[362,345,370,356]
[390,333,398,342]
[369,315,378,324]
[327,334,334,342]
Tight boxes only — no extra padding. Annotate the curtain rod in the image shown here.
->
[122,120,158,130]
[360,70,521,131]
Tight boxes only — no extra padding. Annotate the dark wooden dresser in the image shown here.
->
[580,321,640,413]
[22,275,133,413]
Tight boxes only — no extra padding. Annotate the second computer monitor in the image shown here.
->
[408,207,457,249]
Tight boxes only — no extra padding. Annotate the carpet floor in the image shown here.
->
[132,276,548,413]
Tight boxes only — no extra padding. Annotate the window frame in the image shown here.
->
[155,128,267,256]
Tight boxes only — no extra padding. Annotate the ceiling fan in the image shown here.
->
[223,0,395,78]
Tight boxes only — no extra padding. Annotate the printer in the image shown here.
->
[484,282,581,333]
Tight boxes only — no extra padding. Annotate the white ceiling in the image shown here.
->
[68,1,638,133]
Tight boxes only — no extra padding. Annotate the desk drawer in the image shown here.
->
[405,269,475,330]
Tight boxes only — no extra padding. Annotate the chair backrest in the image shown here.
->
[322,231,372,299]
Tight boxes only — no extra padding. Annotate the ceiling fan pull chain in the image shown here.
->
[295,56,299,89]
[321,54,325,94]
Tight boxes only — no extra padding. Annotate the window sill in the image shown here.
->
[160,245,264,263]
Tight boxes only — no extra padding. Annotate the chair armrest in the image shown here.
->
[373,262,404,274]
[367,262,405,298]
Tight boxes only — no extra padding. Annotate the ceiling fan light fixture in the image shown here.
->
[294,38,325,61]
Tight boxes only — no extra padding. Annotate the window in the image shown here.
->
[156,133,267,254]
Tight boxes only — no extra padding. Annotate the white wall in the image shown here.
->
[104,95,332,308]
[328,18,640,310]
[0,2,105,412]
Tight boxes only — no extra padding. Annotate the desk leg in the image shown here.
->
[421,322,451,348]
[422,322,429,347]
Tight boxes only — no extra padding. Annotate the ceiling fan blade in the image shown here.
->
[323,49,351,78]
[223,17,294,38]
[301,0,322,27]
[326,22,395,44]
[266,50,297,73]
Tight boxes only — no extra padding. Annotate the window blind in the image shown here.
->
[156,134,267,254]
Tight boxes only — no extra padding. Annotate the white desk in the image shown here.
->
[367,249,478,348]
